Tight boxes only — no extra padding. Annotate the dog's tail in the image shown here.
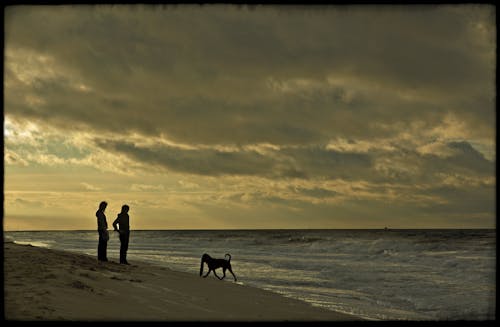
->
[225,253,231,262]
[200,254,206,276]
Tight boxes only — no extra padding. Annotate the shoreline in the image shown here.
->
[4,241,362,321]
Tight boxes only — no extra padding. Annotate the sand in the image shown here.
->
[3,241,361,321]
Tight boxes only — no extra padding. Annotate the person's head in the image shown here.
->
[99,201,108,211]
[121,204,129,213]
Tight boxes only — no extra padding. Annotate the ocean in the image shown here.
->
[3,229,496,321]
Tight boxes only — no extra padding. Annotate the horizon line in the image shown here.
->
[3,227,496,232]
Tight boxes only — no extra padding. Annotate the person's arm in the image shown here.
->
[112,216,119,231]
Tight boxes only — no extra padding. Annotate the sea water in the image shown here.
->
[3,229,495,321]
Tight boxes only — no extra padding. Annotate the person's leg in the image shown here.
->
[103,239,108,261]
[98,231,104,261]
[119,232,126,263]
[122,232,130,263]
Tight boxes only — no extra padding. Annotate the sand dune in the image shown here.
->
[4,242,361,321]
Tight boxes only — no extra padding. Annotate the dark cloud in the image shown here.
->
[294,187,339,199]
[92,136,492,189]
[4,5,495,146]
[280,146,373,180]
[422,184,495,216]
[95,139,278,177]
[426,141,495,177]
[94,138,374,179]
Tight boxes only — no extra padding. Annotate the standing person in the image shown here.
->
[96,201,109,262]
[113,204,131,265]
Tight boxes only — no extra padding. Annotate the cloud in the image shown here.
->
[417,141,459,158]
[80,183,102,191]
[93,137,377,180]
[4,5,495,147]
[177,180,201,189]
[92,136,490,184]
[4,150,29,166]
[416,141,495,182]
[3,5,496,228]
[130,184,165,192]
[13,198,45,208]
[419,184,496,217]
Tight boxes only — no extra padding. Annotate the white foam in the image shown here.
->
[13,240,51,248]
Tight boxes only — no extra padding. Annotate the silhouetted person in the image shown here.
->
[96,201,109,262]
[113,204,130,265]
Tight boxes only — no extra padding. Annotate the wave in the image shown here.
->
[13,240,53,248]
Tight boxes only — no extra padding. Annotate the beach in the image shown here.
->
[3,241,360,321]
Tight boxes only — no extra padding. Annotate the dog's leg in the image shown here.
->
[203,269,211,278]
[213,269,223,280]
[228,267,237,282]
[222,267,227,280]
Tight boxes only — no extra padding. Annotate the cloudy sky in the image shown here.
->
[4,5,496,230]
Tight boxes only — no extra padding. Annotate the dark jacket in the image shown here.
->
[96,210,108,231]
[113,213,130,232]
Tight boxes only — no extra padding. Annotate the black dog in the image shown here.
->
[199,253,237,281]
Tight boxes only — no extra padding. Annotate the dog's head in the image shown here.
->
[200,253,209,276]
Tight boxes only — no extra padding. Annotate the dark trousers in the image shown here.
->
[97,230,108,261]
[119,231,130,263]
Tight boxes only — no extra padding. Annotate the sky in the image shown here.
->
[3,4,496,230]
